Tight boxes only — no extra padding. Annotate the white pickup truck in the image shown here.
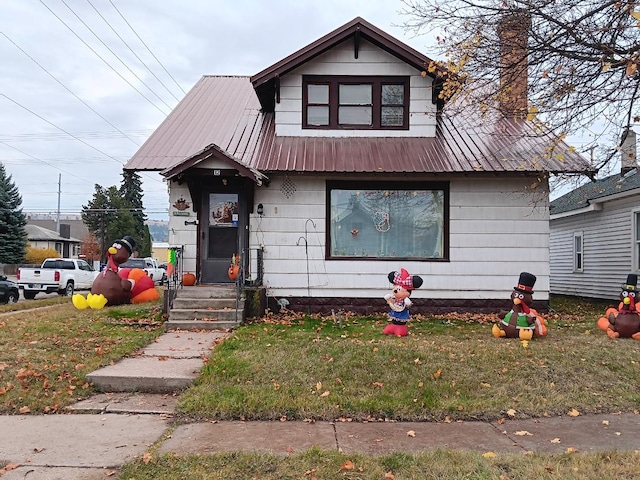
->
[17,258,99,299]
[118,257,167,285]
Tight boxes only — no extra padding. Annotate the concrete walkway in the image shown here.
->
[2,330,640,479]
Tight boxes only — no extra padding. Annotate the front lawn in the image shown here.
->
[0,300,164,414]
[176,296,640,422]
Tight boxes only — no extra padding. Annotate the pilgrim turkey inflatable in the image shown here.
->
[597,274,640,340]
[492,272,547,340]
[72,236,159,309]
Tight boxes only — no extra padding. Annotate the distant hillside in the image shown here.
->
[147,221,168,242]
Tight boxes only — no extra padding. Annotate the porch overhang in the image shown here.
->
[161,143,269,186]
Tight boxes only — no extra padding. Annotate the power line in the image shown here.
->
[0,93,164,186]
[86,0,182,103]
[0,32,142,148]
[38,0,170,116]
[109,0,187,96]
[0,140,94,183]
[57,0,175,110]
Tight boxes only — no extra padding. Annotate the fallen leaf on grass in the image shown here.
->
[432,369,442,379]
[567,409,580,417]
[320,391,330,397]
[566,447,578,454]
[340,460,355,471]
[482,451,497,458]
[385,472,395,479]
[507,409,516,417]
[142,452,152,464]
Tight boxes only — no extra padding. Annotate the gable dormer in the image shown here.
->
[250,17,445,138]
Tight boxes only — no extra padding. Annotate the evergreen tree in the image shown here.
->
[0,163,27,264]
[81,170,153,261]
[82,184,137,261]
[120,170,151,257]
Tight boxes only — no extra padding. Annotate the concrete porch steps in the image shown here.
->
[165,284,245,331]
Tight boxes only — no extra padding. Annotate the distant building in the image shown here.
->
[25,224,82,258]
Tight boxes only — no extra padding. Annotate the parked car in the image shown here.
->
[0,275,19,304]
[16,258,99,299]
[118,257,167,285]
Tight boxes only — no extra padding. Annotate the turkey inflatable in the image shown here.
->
[382,268,423,337]
[72,236,159,309]
[597,274,640,340]
[492,272,547,340]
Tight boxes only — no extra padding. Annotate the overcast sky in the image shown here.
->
[1,0,445,221]
[2,1,599,223]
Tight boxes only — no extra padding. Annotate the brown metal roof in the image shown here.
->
[126,76,262,172]
[250,17,447,112]
[125,74,593,180]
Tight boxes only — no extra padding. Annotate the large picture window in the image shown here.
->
[303,76,409,130]
[327,181,449,260]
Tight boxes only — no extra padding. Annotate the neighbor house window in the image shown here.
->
[573,232,583,272]
[303,76,409,130]
[327,181,449,260]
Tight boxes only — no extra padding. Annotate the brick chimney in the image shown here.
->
[621,128,637,176]
[497,10,531,118]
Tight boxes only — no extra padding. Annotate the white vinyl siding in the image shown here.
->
[250,175,550,301]
[550,194,640,300]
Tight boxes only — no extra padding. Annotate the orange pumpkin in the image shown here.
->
[182,272,196,286]
[228,265,240,281]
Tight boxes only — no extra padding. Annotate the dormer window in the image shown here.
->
[303,76,409,130]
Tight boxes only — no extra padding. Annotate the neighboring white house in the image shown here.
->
[25,224,82,258]
[125,17,592,314]
[550,130,640,300]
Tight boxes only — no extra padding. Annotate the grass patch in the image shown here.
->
[0,299,164,414]
[176,296,640,422]
[0,296,70,314]
[120,448,640,479]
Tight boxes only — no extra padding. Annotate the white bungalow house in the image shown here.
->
[550,130,640,300]
[25,224,82,259]
[125,17,592,314]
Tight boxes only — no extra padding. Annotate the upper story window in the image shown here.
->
[303,76,409,130]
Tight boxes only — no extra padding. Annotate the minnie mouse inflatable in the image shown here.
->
[383,268,423,337]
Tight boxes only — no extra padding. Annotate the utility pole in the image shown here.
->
[56,173,61,234]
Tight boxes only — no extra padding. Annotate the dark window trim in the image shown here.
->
[325,180,450,261]
[303,75,410,130]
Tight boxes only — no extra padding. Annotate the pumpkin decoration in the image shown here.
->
[182,272,196,286]
[228,254,240,281]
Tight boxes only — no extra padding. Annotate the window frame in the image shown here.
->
[573,231,584,273]
[302,75,410,130]
[325,180,450,261]
[633,210,640,272]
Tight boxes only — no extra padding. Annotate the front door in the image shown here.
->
[201,191,245,283]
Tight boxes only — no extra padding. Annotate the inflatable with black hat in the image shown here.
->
[72,236,159,309]
[597,273,640,339]
[492,272,547,340]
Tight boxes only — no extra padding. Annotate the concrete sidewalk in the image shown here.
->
[2,411,640,479]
